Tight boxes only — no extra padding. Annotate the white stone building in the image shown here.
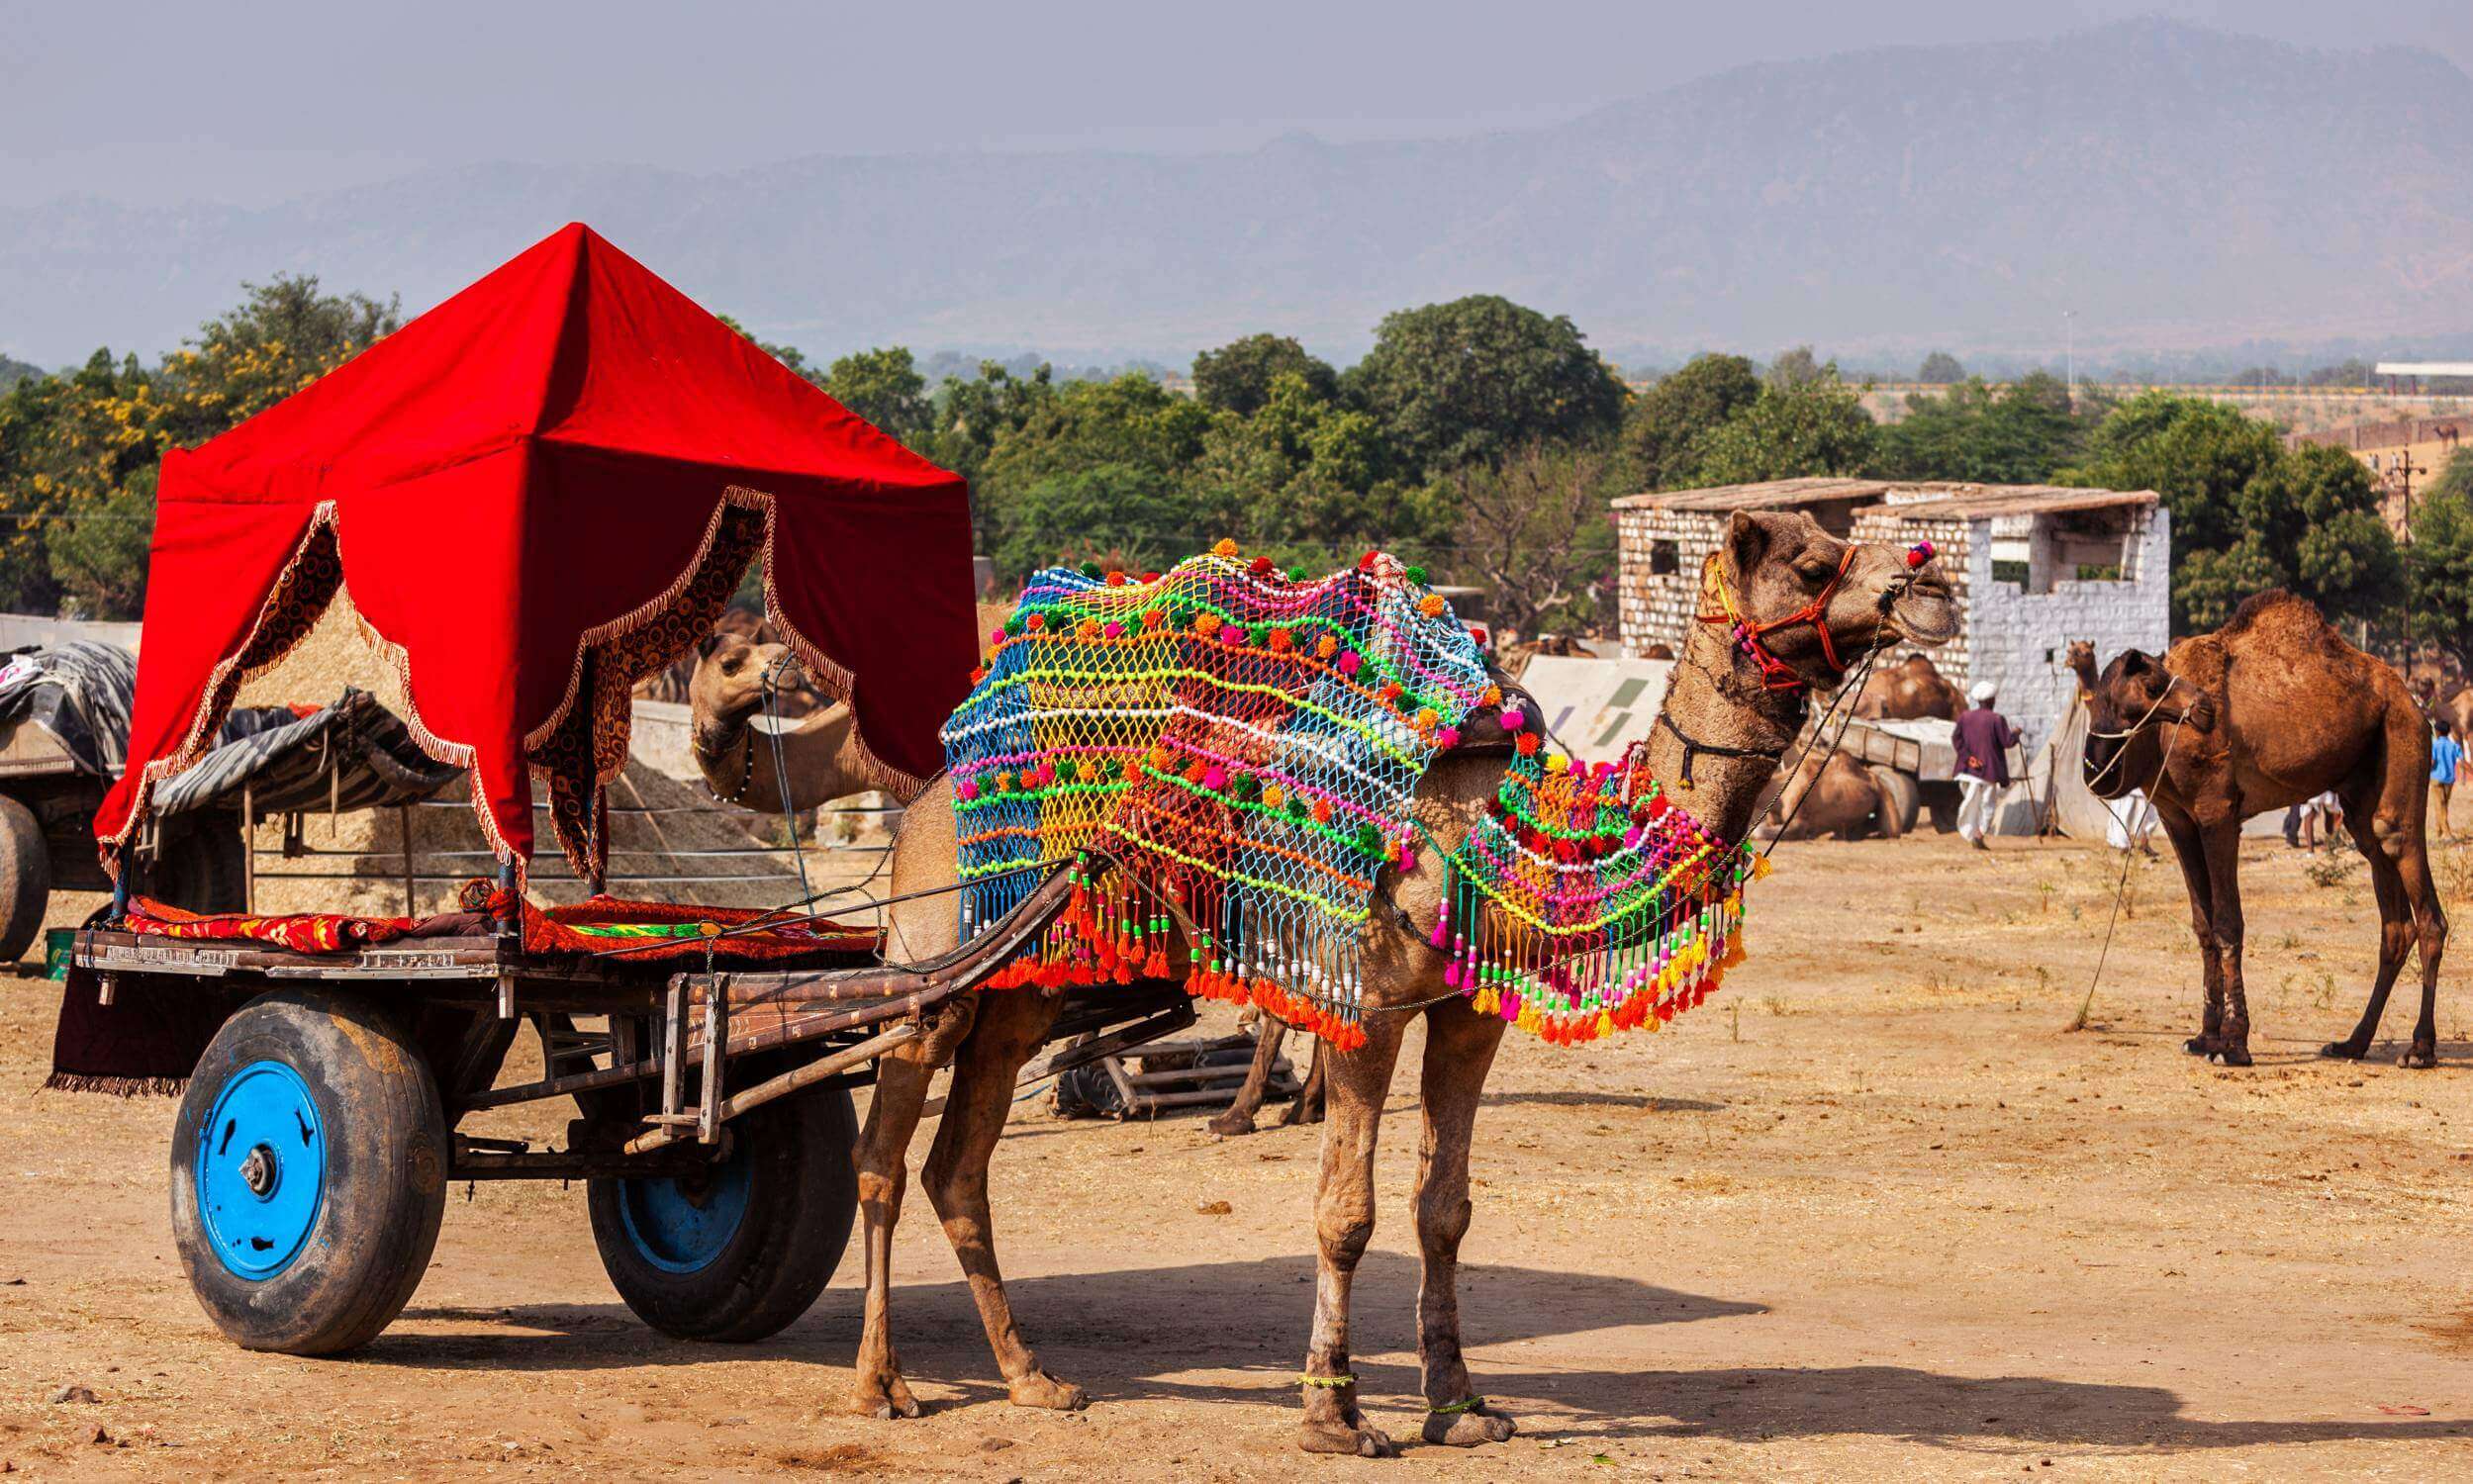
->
[1615,479,2169,755]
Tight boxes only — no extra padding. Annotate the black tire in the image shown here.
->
[0,793,49,962]
[1924,782,1962,834]
[1868,767,1922,836]
[170,988,446,1355]
[154,812,247,914]
[587,1080,858,1343]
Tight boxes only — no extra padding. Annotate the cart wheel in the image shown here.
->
[587,1082,858,1343]
[169,988,446,1355]
[0,793,48,962]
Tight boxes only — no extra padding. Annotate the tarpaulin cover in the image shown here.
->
[95,224,977,879]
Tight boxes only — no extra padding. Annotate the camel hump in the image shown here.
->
[2220,589,2345,652]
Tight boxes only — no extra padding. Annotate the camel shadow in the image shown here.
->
[381,1250,1760,1380]
[1449,1362,2469,1453]
[1480,1090,1724,1113]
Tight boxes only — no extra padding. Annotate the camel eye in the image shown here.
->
[1792,558,1832,584]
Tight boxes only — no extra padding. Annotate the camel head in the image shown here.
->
[689,632,793,754]
[1711,510,1957,691]
[2080,647,2213,800]
[2064,640,2100,698]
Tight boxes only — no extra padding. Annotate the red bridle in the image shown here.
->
[1696,544,1858,693]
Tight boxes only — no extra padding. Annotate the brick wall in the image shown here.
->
[1615,507,1729,655]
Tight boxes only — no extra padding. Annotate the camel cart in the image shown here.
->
[62,225,1185,1355]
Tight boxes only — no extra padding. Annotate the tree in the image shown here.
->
[1444,442,1619,637]
[151,275,400,446]
[2063,393,2282,555]
[2429,446,2473,507]
[976,375,1214,578]
[819,346,930,440]
[1619,353,1760,492]
[1916,351,1964,384]
[1685,364,1876,485]
[1764,346,1826,389]
[1871,372,2089,484]
[1190,333,1339,417]
[2410,490,2473,660]
[1346,295,1627,477]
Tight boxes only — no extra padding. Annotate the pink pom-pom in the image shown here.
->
[1217,626,1242,646]
[1622,825,1644,850]
[1444,963,1463,989]
[1501,707,1528,732]
[1103,620,1125,638]
[1498,991,1521,1022]
[1430,920,1450,949]
[1434,724,1461,749]
[1398,846,1419,874]
[1336,651,1363,676]
[1202,765,1229,790]
[956,779,981,801]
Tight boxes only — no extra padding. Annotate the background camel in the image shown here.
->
[847,513,1955,1455]
[1853,651,1962,720]
[1767,746,1903,841]
[687,632,879,810]
[2081,591,2446,1067]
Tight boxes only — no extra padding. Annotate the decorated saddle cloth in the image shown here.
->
[945,544,1759,1048]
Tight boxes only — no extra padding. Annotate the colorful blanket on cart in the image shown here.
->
[945,543,1760,1049]
[125,897,419,953]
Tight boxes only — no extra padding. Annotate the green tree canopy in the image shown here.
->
[1916,351,1963,384]
[1871,372,2089,484]
[2410,489,2473,660]
[2063,393,2283,555]
[1685,363,1876,486]
[1619,353,1760,492]
[819,345,930,441]
[1190,333,1339,417]
[1346,295,1627,477]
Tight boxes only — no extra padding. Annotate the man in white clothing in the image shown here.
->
[1951,680,2020,849]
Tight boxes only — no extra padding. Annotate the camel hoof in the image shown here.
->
[1281,1101,1326,1128]
[1007,1371,1087,1411]
[1205,1109,1257,1139]
[2208,1046,2253,1068]
[850,1374,922,1420]
[2183,1036,2216,1057]
[2400,1045,2438,1069]
[1423,1406,1518,1447]
[1299,1419,1394,1457]
[2320,1040,2369,1062]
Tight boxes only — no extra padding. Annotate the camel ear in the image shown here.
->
[698,631,727,660]
[1722,510,1773,584]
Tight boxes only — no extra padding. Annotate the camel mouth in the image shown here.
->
[1883,596,1958,648]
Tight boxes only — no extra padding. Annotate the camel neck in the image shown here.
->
[1640,618,1810,843]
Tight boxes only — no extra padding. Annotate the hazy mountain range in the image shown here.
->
[6,20,2470,373]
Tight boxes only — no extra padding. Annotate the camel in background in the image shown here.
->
[2081,591,2445,1067]
[1767,747,1904,840]
[686,633,877,810]
[851,512,1955,1453]
[1853,651,1962,720]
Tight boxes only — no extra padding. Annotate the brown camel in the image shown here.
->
[840,511,1954,1454]
[1768,747,1903,841]
[1853,650,1962,720]
[2081,591,2446,1067]
[687,632,880,810]
[1204,1014,1327,1139]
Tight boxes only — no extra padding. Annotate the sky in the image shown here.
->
[2,0,2467,210]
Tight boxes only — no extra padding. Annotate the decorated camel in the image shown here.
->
[847,514,1954,1454]
[687,632,876,808]
[2080,591,2446,1067]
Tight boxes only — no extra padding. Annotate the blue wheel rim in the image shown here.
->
[195,1060,327,1279]
[616,1142,753,1273]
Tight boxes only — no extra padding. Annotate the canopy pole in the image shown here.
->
[496,858,521,938]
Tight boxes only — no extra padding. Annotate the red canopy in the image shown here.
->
[97,223,976,881]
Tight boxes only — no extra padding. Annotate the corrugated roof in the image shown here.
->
[1614,477,2157,520]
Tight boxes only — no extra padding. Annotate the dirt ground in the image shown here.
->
[4,825,2472,1481]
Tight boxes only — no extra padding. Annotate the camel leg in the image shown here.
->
[1298,1015,1408,1457]
[1207,1016,1287,1139]
[1280,1040,1327,1127]
[2325,777,2418,1063]
[849,1047,937,1418]
[2199,818,2253,1067]
[919,990,1084,1410]
[2395,835,2448,1067]
[2156,809,2224,1057]
[1413,998,1517,1448]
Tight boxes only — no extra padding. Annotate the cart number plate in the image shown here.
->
[87,942,239,975]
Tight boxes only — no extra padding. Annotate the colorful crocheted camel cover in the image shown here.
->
[946,543,1759,1048]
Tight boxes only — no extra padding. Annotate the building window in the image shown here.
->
[1650,539,1679,576]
